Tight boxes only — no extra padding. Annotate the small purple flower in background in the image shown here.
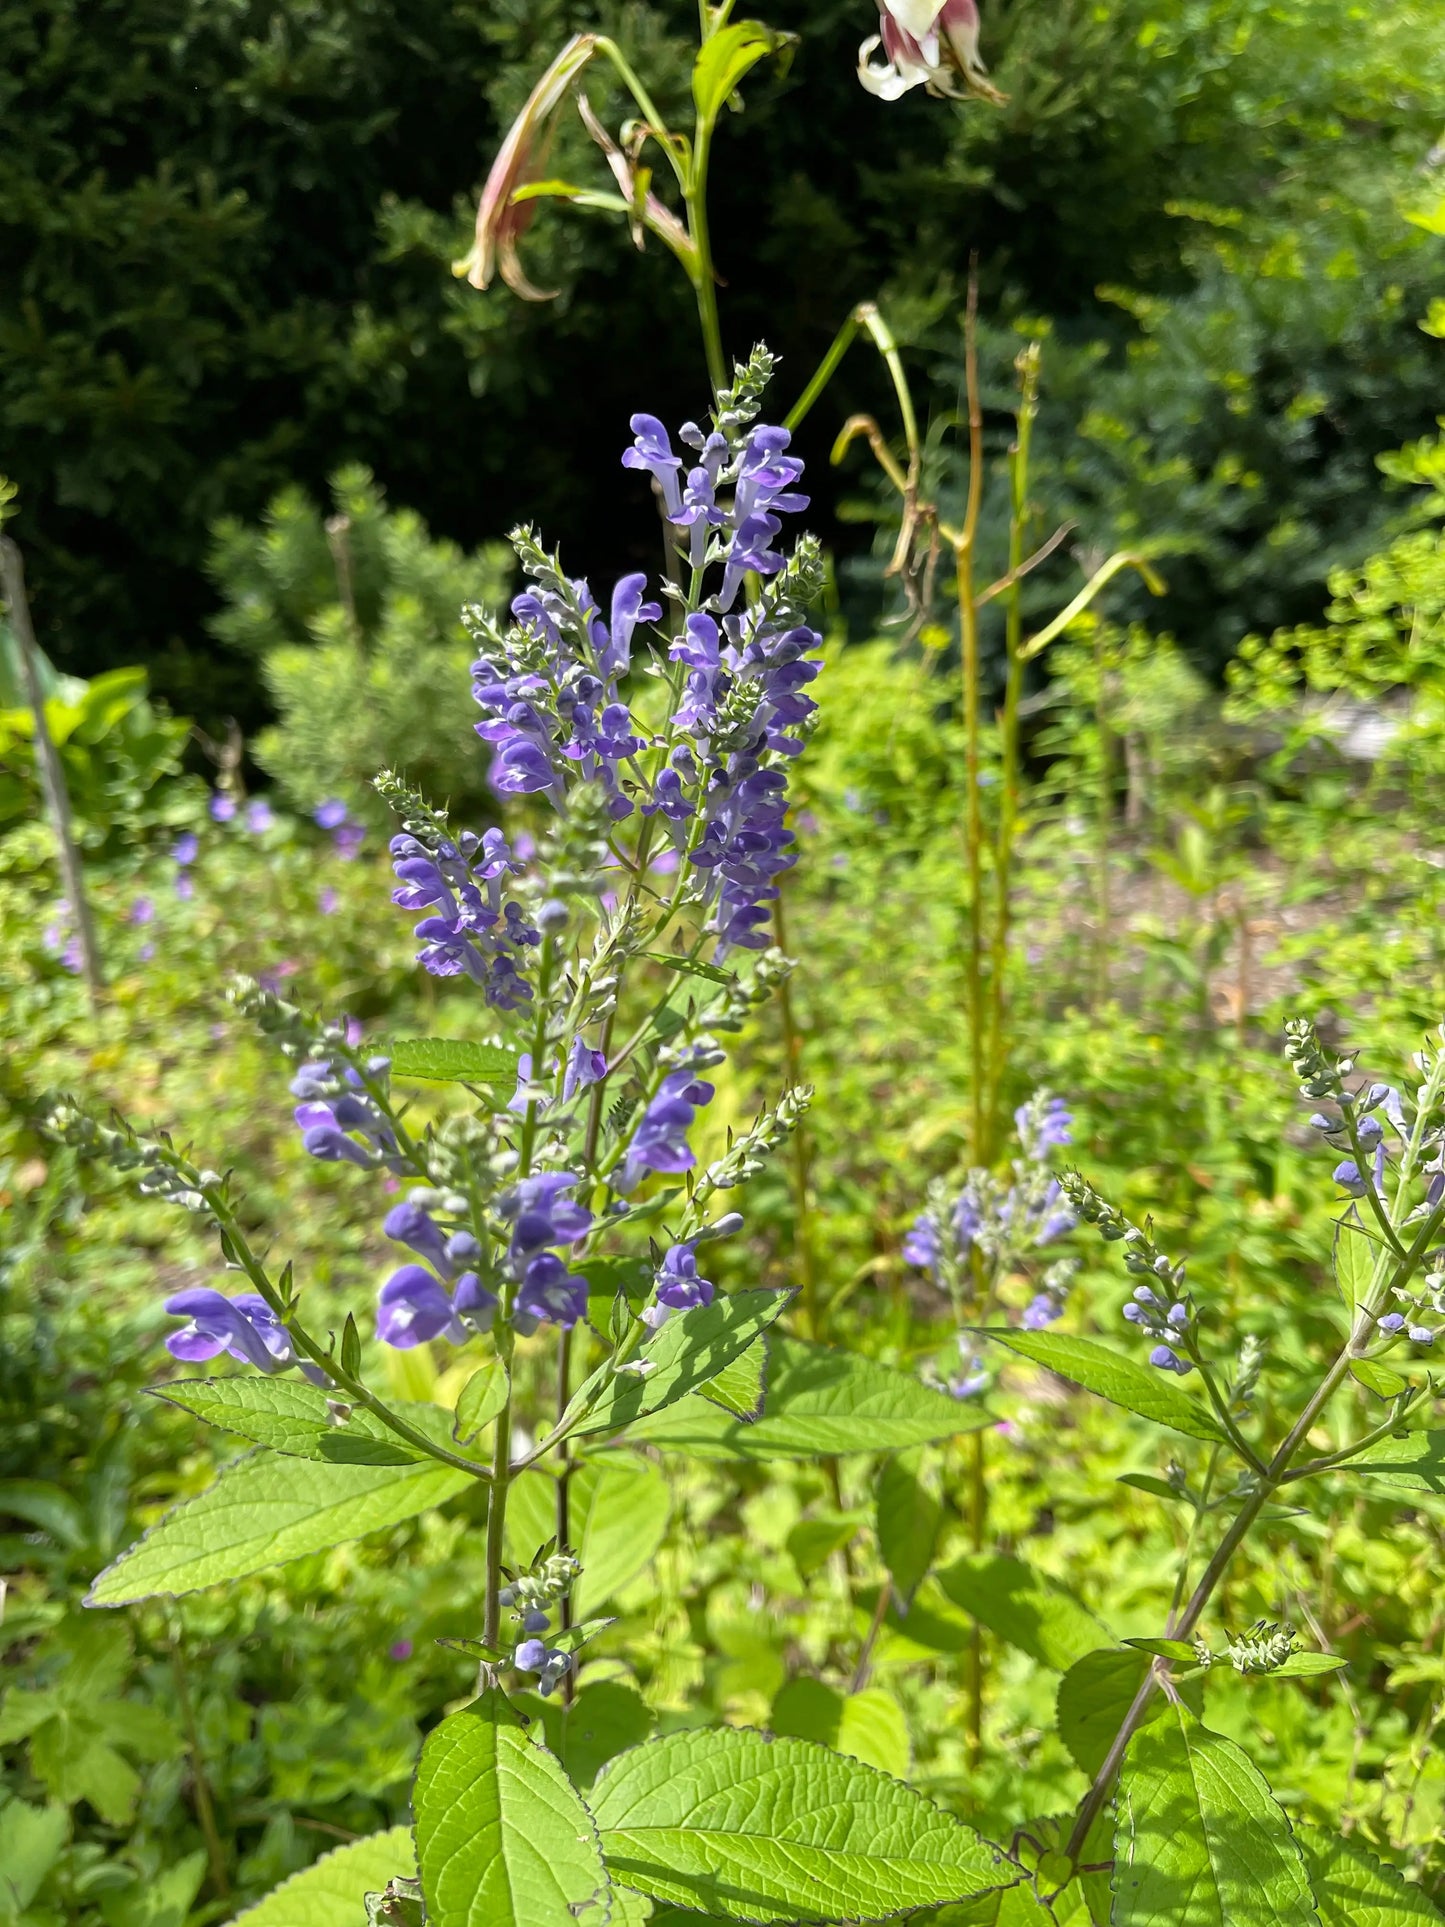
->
[315,799,348,830]
[618,1058,716,1192]
[334,824,366,859]
[643,1242,715,1327]
[130,897,155,927]
[209,793,237,822]
[164,1287,325,1382]
[1014,1093,1072,1162]
[138,942,155,962]
[319,886,339,915]
[949,1342,989,1400]
[173,832,199,867]
[246,799,274,833]
[257,961,299,995]
[174,873,195,902]
[389,1639,414,1662]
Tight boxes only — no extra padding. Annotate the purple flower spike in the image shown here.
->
[376,1265,465,1348]
[165,1288,295,1374]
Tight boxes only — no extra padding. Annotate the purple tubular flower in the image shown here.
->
[1150,1344,1193,1376]
[500,1172,593,1260]
[165,1288,296,1373]
[622,414,684,516]
[1378,1311,1407,1334]
[618,1068,716,1192]
[563,1036,607,1103]
[376,1265,466,1348]
[291,1059,398,1168]
[651,1242,715,1317]
[453,1271,498,1332]
[513,1253,588,1333]
[384,1200,457,1275]
[1020,1293,1060,1330]
[598,574,662,680]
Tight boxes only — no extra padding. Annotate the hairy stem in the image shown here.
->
[484,1394,513,1650]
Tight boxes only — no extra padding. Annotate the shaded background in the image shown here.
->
[4,0,1443,731]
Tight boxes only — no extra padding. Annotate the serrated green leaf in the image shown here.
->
[786,1512,864,1578]
[936,1553,1111,1671]
[1056,1649,1203,1780]
[1297,1824,1445,1925]
[692,20,788,125]
[227,1828,415,1927]
[455,1359,509,1443]
[414,1688,609,1927]
[699,1335,767,1420]
[567,1290,791,1441]
[877,1451,941,1605]
[978,1331,1224,1442]
[152,1378,412,1461]
[87,1451,469,1605]
[389,1038,516,1084]
[1346,1428,1445,1490]
[593,1727,1006,1922]
[1113,1704,1315,1927]
[627,1338,989,1457]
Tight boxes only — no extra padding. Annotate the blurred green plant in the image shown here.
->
[206,466,509,818]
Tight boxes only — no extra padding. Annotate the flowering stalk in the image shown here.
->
[1055,1023,1445,1883]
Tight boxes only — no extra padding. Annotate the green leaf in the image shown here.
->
[562,1681,656,1790]
[592,1727,1006,1922]
[978,1331,1224,1442]
[318,1432,421,1467]
[566,1290,791,1441]
[31,1719,139,1825]
[455,1359,510,1443]
[642,950,735,985]
[1346,1428,1445,1490]
[1056,1649,1202,1778]
[0,1798,67,1912]
[341,1313,362,1379]
[692,20,789,125]
[87,1451,469,1604]
[0,1479,88,1547]
[389,1038,516,1084]
[786,1512,864,1578]
[877,1451,941,1605]
[936,1553,1111,1671]
[1351,1359,1410,1399]
[627,1338,989,1457]
[414,1688,609,1927]
[1116,1473,1186,1502]
[1270,1651,1347,1677]
[152,1378,413,1461]
[700,1335,767,1420]
[1113,1704,1315,1927]
[1123,1638,1198,1664]
[227,1828,415,1927]
[1297,1824,1445,1925]
[573,1460,671,1618]
[769,1679,911,1778]
[1335,1215,1378,1315]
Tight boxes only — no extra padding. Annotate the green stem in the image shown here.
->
[685,121,728,396]
[965,1426,987,1770]
[169,1625,229,1899]
[772,887,819,1338]
[1165,1444,1221,1633]
[784,311,861,433]
[484,1392,513,1650]
[956,281,989,1167]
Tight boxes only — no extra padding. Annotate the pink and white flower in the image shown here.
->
[857,0,1005,102]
